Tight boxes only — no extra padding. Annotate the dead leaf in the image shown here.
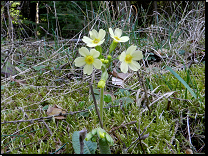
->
[46,104,66,119]
[54,104,63,109]
[112,77,124,87]
[109,68,132,87]
[110,68,132,80]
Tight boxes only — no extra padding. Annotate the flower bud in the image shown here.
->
[100,59,105,63]
[104,60,109,64]
[97,80,106,88]
[107,55,112,60]
[99,131,105,138]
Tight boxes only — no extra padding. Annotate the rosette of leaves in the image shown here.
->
[85,127,114,154]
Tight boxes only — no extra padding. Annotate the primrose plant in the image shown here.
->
[74,28,143,154]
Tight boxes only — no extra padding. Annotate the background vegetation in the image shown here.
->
[1,1,205,154]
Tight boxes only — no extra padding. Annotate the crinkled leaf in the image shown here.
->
[99,138,111,154]
[72,131,97,154]
[105,133,114,145]
[78,104,94,117]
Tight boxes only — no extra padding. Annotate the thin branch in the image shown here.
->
[42,120,56,142]
[137,71,151,114]
[89,70,103,128]
[79,127,87,154]
[133,127,145,154]
[126,116,157,152]
[1,104,119,125]
[109,121,137,133]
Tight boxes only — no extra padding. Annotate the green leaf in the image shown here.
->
[78,104,94,117]
[104,94,112,103]
[119,97,134,108]
[115,89,130,97]
[165,66,197,99]
[99,138,111,154]
[42,105,49,110]
[93,88,100,95]
[178,50,185,55]
[105,133,114,145]
[72,131,97,154]
[32,65,46,71]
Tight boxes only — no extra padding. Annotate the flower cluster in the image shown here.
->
[74,28,143,76]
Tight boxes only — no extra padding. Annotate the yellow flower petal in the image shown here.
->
[126,45,137,55]
[119,52,126,62]
[74,57,86,67]
[82,36,93,45]
[119,36,130,42]
[120,61,128,73]
[98,29,106,40]
[90,49,100,58]
[131,50,143,60]
[93,59,102,69]
[79,47,90,57]
[90,29,98,39]
[114,28,122,37]
[128,61,141,71]
[109,28,114,37]
[83,64,93,75]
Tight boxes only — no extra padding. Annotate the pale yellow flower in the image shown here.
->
[109,28,129,43]
[82,29,106,47]
[74,47,102,75]
[119,45,143,73]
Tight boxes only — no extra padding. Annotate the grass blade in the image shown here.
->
[165,66,197,99]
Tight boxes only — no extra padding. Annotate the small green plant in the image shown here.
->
[72,27,143,153]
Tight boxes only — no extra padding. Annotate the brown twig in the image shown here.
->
[1,103,119,125]
[109,121,137,133]
[133,127,145,154]
[89,71,103,128]
[79,127,87,154]
[42,120,56,142]
[137,71,151,114]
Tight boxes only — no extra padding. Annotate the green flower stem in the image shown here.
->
[109,40,118,54]
[100,87,104,125]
